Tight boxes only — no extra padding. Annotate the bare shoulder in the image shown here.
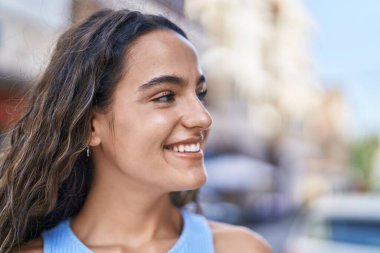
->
[209,221,273,253]
[11,237,43,253]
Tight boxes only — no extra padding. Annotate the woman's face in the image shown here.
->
[90,30,212,193]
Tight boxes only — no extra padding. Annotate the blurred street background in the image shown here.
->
[1,0,379,252]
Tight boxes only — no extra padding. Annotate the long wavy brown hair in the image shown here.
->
[0,9,200,252]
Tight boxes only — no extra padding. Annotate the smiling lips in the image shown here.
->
[165,143,203,160]
[165,142,201,152]
[164,133,206,161]
[164,139,203,159]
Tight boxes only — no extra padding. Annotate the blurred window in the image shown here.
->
[328,219,380,246]
[304,217,380,246]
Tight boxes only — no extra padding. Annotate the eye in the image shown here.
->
[152,91,175,103]
[197,89,208,101]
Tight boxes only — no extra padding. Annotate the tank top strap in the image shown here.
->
[168,209,215,253]
[42,219,92,253]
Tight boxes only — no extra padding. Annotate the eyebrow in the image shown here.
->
[138,74,206,91]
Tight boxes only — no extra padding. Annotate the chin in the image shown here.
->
[180,169,208,191]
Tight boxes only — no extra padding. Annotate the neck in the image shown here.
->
[71,165,182,248]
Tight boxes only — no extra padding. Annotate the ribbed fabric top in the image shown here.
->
[42,209,214,253]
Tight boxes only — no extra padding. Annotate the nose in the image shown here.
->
[181,96,212,130]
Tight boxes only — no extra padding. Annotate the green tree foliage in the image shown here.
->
[350,135,379,190]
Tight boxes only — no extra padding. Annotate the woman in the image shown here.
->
[0,9,272,253]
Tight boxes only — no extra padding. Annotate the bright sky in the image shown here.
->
[303,0,380,137]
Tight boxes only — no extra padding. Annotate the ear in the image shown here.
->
[89,113,103,147]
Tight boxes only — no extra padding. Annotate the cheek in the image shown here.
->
[114,109,178,151]
[111,111,179,178]
[148,111,178,130]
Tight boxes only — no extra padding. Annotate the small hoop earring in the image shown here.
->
[86,147,90,158]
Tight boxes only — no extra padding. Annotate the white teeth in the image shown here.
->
[170,143,201,153]
[184,145,191,152]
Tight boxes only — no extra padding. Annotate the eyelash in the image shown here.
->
[152,89,208,103]
[153,91,176,103]
[197,89,208,101]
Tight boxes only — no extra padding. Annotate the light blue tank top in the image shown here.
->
[42,209,214,253]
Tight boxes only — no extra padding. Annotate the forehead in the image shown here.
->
[125,29,201,79]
